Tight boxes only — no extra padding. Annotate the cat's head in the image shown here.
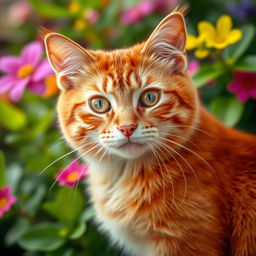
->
[44,9,199,161]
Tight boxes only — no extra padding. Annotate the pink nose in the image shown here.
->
[118,124,137,137]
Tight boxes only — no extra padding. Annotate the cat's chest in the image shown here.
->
[87,162,181,240]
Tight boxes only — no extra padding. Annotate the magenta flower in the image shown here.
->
[121,1,154,24]
[228,71,256,102]
[84,8,100,24]
[0,185,16,218]
[188,59,200,76]
[0,41,54,101]
[55,161,89,188]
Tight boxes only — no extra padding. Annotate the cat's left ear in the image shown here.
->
[141,12,187,72]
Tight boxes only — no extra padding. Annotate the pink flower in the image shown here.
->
[188,59,200,76]
[228,71,256,102]
[0,41,54,101]
[83,8,100,24]
[55,161,89,188]
[9,0,33,26]
[0,185,16,218]
[121,1,154,24]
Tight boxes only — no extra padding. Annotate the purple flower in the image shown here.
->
[228,71,256,102]
[0,41,54,101]
[83,8,100,24]
[227,0,256,20]
[121,1,154,24]
[0,185,16,218]
[55,161,89,188]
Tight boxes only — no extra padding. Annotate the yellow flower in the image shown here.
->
[198,15,242,49]
[74,18,87,31]
[186,34,210,59]
[68,1,81,14]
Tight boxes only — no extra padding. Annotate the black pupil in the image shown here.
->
[147,93,155,102]
[96,99,103,109]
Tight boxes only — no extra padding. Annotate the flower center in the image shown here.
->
[0,198,7,210]
[17,64,34,79]
[67,172,79,182]
[214,36,225,43]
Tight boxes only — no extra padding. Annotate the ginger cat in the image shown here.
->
[43,8,256,256]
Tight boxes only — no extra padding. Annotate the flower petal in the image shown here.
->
[186,35,198,50]
[0,56,21,74]
[194,49,209,59]
[227,29,242,44]
[28,81,45,96]
[32,60,53,82]
[9,77,29,101]
[216,15,232,38]
[21,41,43,67]
[0,76,16,94]
[198,21,215,39]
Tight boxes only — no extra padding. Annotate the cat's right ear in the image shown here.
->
[43,32,96,90]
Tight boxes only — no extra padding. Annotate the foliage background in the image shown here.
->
[0,0,256,255]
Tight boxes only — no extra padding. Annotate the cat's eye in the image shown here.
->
[139,90,160,107]
[89,97,111,113]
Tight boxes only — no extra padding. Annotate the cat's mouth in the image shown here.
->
[118,141,143,150]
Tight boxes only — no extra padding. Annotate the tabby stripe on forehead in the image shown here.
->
[65,102,85,126]
[126,69,133,87]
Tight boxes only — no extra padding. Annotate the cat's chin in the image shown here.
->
[110,142,149,159]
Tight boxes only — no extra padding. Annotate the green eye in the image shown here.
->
[139,90,160,107]
[89,97,111,113]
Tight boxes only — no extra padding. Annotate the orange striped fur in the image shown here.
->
[44,9,256,256]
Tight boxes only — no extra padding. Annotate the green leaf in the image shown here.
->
[29,0,70,18]
[192,63,224,88]
[80,206,95,222]
[24,184,46,216]
[5,218,30,246]
[224,25,255,64]
[233,55,256,72]
[18,223,66,252]
[69,222,86,239]
[43,187,84,227]
[210,95,244,127]
[0,151,6,188]
[0,102,27,131]
[6,163,22,193]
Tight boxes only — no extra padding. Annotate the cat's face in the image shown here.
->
[44,11,199,161]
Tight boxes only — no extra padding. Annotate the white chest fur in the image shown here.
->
[86,160,157,256]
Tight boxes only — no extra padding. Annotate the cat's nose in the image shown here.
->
[118,124,137,137]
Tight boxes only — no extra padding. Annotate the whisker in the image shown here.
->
[161,136,214,173]
[49,143,98,191]
[155,140,188,206]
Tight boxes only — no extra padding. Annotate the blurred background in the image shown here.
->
[0,0,256,255]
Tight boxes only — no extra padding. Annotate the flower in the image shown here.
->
[9,0,33,27]
[199,15,242,49]
[186,34,210,59]
[188,59,200,76]
[186,15,242,59]
[228,71,256,102]
[121,1,154,24]
[55,161,89,188]
[0,185,16,218]
[83,8,100,24]
[0,41,54,101]
[227,0,256,20]
[68,1,81,14]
